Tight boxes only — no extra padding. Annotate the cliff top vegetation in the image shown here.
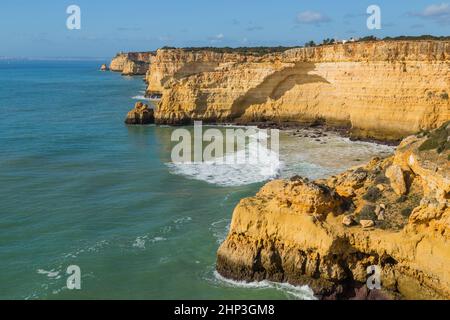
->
[160,46,301,56]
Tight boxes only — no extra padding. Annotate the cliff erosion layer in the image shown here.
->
[109,52,155,76]
[150,41,449,140]
[217,123,450,299]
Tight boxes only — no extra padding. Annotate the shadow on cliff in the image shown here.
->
[229,62,330,120]
[161,62,220,87]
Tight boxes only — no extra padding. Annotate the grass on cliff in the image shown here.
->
[383,35,450,41]
[363,186,382,202]
[160,46,301,56]
[418,121,450,153]
[358,204,377,221]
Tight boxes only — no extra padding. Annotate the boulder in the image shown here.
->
[342,215,356,226]
[385,164,407,195]
[125,102,154,125]
[360,219,375,228]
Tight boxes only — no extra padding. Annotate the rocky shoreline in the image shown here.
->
[110,43,449,299]
[113,40,449,141]
[216,122,449,300]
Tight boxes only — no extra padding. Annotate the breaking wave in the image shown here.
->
[212,271,316,300]
[166,132,281,187]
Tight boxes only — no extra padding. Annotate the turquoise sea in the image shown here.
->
[0,60,394,299]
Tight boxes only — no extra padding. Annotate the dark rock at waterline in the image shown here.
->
[125,102,154,125]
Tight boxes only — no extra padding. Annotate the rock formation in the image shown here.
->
[109,52,155,76]
[145,48,260,95]
[146,41,449,140]
[217,122,450,299]
[100,64,109,71]
[125,102,154,125]
[122,60,150,76]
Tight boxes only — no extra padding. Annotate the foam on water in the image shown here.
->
[166,134,281,187]
[133,236,167,249]
[210,219,231,244]
[166,127,395,187]
[37,269,61,279]
[132,95,151,101]
[213,271,316,300]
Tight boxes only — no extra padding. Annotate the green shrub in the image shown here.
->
[359,205,377,221]
[383,35,450,41]
[162,46,302,56]
[401,207,413,217]
[374,172,389,185]
[418,121,449,153]
[363,186,382,202]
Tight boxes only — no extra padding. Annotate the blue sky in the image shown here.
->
[0,0,449,58]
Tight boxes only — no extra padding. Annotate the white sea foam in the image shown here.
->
[150,236,166,243]
[210,219,230,244]
[213,271,316,300]
[174,216,192,224]
[166,135,281,187]
[278,130,395,180]
[133,236,147,249]
[37,269,61,279]
[132,95,151,101]
[133,235,166,249]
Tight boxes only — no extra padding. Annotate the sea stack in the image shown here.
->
[100,64,109,71]
[125,102,154,125]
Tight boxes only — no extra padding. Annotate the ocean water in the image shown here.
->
[0,60,393,300]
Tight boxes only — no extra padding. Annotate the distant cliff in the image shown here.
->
[109,52,155,75]
[145,41,449,140]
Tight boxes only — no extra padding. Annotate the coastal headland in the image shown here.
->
[111,40,449,141]
[108,39,450,299]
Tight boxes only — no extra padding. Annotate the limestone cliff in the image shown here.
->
[217,122,450,299]
[109,52,155,75]
[145,48,261,95]
[151,41,450,140]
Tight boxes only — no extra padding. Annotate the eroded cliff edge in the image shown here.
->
[109,52,155,76]
[148,41,449,140]
[216,123,450,299]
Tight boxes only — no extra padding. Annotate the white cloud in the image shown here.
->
[413,3,450,25]
[422,3,450,16]
[208,33,225,43]
[296,11,331,24]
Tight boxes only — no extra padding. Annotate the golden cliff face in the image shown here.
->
[145,49,261,94]
[109,52,154,75]
[151,41,450,140]
[216,123,450,300]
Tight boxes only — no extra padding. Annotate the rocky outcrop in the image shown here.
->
[125,102,154,124]
[110,52,155,75]
[145,49,261,95]
[216,123,450,299]
[100,64,109,71]
[122,60,150,76]
[150,41,449,140]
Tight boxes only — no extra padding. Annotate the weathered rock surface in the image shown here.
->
[122,60,150,76]
[125,102,154,125]
[385,164,407,195]
[110,52,155,75]
[217,124,450,300]
[148,41,449,140]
